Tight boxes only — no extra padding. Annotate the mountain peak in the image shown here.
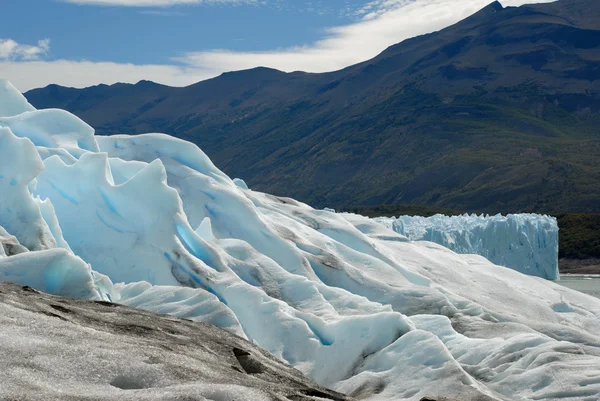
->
[221,66,286,78]
[134,80,161,87]
[473,1,504,18]
[487,0,504,11]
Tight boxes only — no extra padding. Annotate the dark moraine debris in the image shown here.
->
[421,398,455,401]
[420,398,460,401]
[0,281,351,401]
[420,397,495,401]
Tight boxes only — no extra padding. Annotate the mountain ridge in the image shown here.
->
[25,0,600,213]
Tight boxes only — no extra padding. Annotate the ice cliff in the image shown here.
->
[374,214,559,280]
[0,79,599,401]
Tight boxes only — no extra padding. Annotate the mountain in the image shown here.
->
[25,0,600,213]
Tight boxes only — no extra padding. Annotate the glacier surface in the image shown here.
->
[0,78,599,401]
[374,214,559,280]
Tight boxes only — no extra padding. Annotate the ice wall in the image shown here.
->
[375,214,559,280]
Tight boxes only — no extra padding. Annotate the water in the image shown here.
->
[556,275,600,299]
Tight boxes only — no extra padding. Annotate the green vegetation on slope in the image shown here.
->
[556,214,600,259]
[25,0,600,214]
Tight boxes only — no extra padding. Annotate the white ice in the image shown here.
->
[1,79,599,401]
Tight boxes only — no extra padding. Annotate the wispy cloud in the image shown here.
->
[177,0,549,74]
[138,9,187,15]
[353,0,555,20]
[63,0,263,6]
[0,39,50,61]
[2,0,555,92]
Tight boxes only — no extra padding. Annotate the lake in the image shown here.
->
[556,275,600,299]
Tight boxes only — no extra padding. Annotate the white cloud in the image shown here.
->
[177,0,554,74]
[63,0,262,6]
[1,0,555,92]
[500,0,556,5]
[0,39,50,61]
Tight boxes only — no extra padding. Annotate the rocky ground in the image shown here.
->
[0,281,351,401]
[559,258,600,275]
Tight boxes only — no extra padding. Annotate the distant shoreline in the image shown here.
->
[559,258,600,275]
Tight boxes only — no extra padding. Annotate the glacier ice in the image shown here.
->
[0,248,104,300]
[0,78,599,401]
[233,177,249,189]
[374,214,559,280]
[0,127,60,251]
[0,78,34,117]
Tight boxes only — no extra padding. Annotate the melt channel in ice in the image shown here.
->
[374,214,559,280]
[1,78,599,401]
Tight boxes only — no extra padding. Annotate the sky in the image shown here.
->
[1,0,555,91]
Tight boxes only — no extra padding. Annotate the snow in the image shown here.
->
[374,214,559,280]
[1,80,600,401]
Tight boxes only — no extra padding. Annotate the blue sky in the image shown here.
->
[1,0,554,91]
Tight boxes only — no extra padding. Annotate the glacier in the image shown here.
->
[0,78,599,401]
[374,214,559,280]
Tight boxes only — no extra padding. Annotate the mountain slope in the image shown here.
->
[25,0,600,213]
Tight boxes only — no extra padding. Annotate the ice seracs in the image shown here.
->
[375,213,559,280]
[0,127,60,251]
[0,79,599,401]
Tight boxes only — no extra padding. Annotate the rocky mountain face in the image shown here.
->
[0,282,350,401]
[25,0,600,213]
